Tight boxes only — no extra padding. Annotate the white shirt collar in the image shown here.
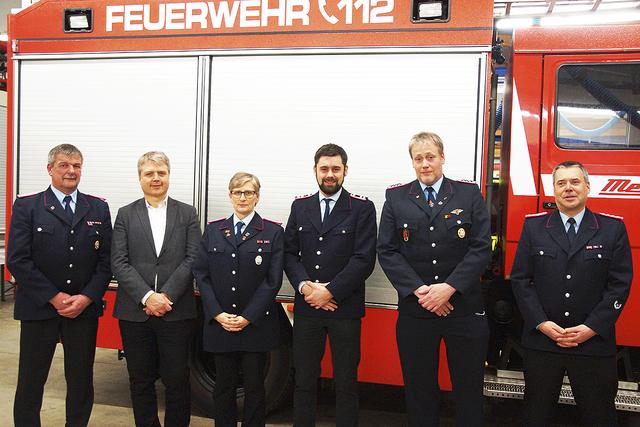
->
[145,196,168,209]
[50,186,78,206]
[559,208,586,231]
[318,187,343,204]
[234,211,255,228]
[419,175,444,195]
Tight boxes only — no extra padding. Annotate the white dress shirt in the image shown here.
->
[50,186,77,213]
[142,197,168,305]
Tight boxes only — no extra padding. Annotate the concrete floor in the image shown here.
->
[0,296,406,427]
[3,295,640,426]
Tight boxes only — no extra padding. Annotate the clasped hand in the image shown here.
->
[538,321,596,347]
[50,292,92,318]
[215,313,250,332]
[144,292,173,317]
[302,281,338,311]
[414,283,456,317]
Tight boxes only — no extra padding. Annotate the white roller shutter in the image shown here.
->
[17,57,200,220]
[206,52,487,305]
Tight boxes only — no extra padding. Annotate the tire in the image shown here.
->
[189,305,294,418]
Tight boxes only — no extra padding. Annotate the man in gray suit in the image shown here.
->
[111,151,201,427]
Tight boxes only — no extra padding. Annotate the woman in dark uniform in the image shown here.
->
[192,172,284,427]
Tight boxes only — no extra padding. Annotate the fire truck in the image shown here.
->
[4,0,640,415]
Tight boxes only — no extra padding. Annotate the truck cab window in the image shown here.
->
[556,63,640,149]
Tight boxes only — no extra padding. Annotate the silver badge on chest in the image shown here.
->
[255,255,263,266]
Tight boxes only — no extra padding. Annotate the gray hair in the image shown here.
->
[47,144,83,165]
[408,132,445,157]
[137,151,170,177]
[228,172,261,193]
[552,161,590,184]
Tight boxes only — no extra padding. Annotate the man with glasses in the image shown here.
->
[284,144,377,427]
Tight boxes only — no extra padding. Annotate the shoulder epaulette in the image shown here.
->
[455,179,477,185]
[16,191,39,199]
[207,217,226,224]
[387,182,409,190]
[349,193,368,201]
[525,212,549,218]
[85,193,108,202]
[295,193,314,200]
[598,212,624,221]
[263,218,283,226]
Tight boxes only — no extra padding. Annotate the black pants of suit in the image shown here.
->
[119,317,193,427]
[213,351,267,427]
[396,313,489,427]
[14,316,98,427]
[523,348,618,427]
[293,315,361,427]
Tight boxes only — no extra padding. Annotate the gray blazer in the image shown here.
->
[111,197,201,322]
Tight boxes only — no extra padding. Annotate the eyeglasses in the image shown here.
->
[230,190,257,199]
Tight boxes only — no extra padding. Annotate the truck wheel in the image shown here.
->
[189,324,293,417]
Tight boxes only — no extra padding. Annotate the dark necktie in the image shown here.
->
[235,221,244,242]
[425,186,436,208]
[322,198,332,223]
[567,217,577,245]
[63,195,74,223]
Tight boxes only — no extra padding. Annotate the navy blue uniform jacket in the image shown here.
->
[377,178,491,318]
[7,187,112,320]
[511,209,632,356]
[192,213,284,353]
[283,189,377,319]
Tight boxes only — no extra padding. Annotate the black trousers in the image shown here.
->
[396,313,489,427]
[213,351,267,427]
[14,316,98,427]
[293,315,361,427]
[523,348,618,427]
[119,317,193,427]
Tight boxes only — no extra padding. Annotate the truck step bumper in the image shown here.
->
[484,371,640,412]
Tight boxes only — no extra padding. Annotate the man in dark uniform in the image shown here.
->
[511,161,632,427]
[377,131,491,427]
[7,144,112,427]
[284,143,377,427]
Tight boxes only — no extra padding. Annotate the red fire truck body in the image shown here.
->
[5,0,640,413]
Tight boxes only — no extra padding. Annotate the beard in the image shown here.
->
[319,179,342,196]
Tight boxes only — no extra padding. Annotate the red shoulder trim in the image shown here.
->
[295,193,314,200]
[454,179,477,185]
[598,212,624,220]
[85,193,108,202]
[263,218,283,226]
[207,217,226,224]
[387,182,409,190]
[17,191,39,198]
[349,193,368,201]
[525,212,549,218]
